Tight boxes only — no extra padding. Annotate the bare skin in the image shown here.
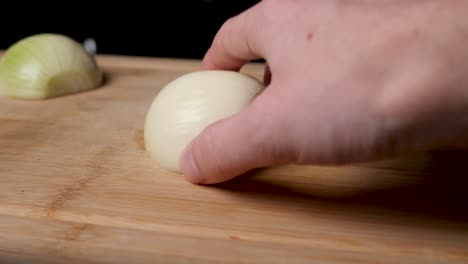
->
[180,0,468,184]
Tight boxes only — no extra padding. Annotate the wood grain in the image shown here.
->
[0,54,467,264]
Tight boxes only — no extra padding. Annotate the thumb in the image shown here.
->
[179,90,293,185]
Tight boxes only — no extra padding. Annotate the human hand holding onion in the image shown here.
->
[4,1,468,186]
[147,0,468,185]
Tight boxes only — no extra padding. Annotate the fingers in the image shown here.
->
[182,2,278,184]
[202,2,265,71]
[179,88,294,184]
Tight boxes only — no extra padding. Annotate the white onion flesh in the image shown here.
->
[144,70,265,173]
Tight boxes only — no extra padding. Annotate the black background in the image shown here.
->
[0,1,259,59]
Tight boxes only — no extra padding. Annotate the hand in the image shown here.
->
[180,0,468,184]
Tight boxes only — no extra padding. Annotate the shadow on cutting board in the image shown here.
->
[210,149,468,229]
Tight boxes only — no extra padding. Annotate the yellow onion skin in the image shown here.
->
[0,33,103,99]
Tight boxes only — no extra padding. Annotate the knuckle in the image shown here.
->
[219,16,239,38]
[213,16,237,44]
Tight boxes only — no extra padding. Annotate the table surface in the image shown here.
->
[0,54,467,264]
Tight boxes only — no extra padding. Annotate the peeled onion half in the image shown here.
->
[144,70,265,173]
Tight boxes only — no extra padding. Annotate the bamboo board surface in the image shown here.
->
[0,54,467,263]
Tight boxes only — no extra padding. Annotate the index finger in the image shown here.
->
[202,2,265,71]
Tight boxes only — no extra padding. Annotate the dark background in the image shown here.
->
[0,1,259,59]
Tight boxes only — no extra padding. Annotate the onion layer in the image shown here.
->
[144,70,265,173]
[0,33,103,99]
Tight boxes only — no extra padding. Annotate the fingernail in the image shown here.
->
[181,143,204,184]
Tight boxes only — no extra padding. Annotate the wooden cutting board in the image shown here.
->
[1,55,467,264]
